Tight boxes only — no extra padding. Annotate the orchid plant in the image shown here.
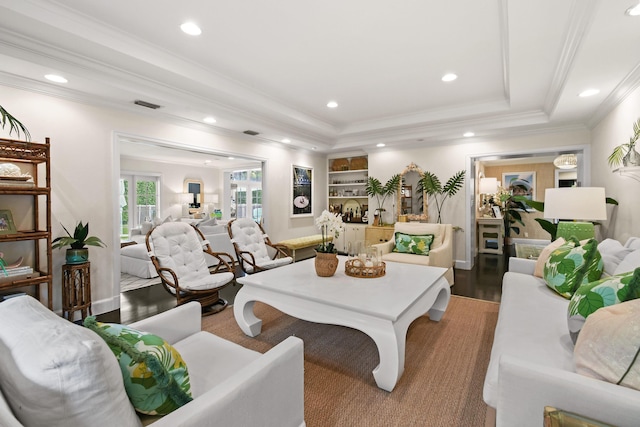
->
[315,209,344,253]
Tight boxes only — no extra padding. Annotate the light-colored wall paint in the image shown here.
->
[591,85,640,244]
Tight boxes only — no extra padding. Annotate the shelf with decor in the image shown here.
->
[327,156,369,247]
[613,166,640,182]
[0,137,52,309]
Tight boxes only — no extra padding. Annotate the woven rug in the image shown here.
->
[202,295,499,426]
[120,273,160,293]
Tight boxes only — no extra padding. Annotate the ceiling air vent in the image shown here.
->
[133,100,162,110]
[243,130,260,136]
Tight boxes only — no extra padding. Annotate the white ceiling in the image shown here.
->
[1,0,640,155]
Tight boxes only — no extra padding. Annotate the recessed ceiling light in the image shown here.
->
[463,132,475,137]
[180,22,202,36]
[203,116,216,124]
[625,2,640,16]
[44,74,67,83]
[327,101,338,108]
[376,143,386,147]
[228,156,235,160]
[204,160,212,165]
[311,147,317,150]
[578,88,600,97]
[282,138,291,143]
[441,73,458,82]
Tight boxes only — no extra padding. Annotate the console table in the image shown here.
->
[477,218,504,255]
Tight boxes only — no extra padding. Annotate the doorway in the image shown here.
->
[464,145,591,271]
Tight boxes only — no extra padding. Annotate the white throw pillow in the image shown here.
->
[0,296,141,427]
[141,221,153,235]
[615,250,640,275]
[534,238,566,278]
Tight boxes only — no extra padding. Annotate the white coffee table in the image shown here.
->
[234,256,450,391]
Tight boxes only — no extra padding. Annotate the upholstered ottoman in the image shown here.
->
[120,243,158,278]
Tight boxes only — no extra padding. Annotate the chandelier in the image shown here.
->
[553,154,577,169]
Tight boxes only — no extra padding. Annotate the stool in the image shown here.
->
[62,262,92,321]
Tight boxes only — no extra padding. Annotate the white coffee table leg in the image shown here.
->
[367,323,405,392]
[233,289,262,337]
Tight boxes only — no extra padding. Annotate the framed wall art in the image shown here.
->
[502,171,536,209]
[0,210,16,235]
[291,165,313,217]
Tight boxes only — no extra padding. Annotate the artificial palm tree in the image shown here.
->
[0,105,30,141]
[420,170,465,223]
[366,174,401,225]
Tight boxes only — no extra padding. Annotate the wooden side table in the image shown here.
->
[62,262,92,321]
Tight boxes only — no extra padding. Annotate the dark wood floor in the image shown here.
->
[104,253,508,324]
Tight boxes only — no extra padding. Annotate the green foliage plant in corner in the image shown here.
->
[608,117,640,168]
[366,174,401,225]
[0,105,31,141]
[420,170,465,224]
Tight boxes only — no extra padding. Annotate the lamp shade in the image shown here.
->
[205,193,219,204]
[179,193,192,204]
[543,187,607,221]
[478,177,498,194]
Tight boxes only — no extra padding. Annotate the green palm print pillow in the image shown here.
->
[84,317,192,415]
[543,238,603,299]
[392,232,434,256]
[568,268,640,343]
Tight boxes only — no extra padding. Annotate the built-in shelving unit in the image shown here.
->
[0,138,52,309]
[327,156,369,253]
[613,166,640,182]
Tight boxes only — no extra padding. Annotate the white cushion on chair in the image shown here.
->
[230,218,292,272]
[150,222,233,291]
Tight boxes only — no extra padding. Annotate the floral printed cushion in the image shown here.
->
[392,232,434,256]
[543,238,604,299]
[568,268,640,343]
[84,317,193,415]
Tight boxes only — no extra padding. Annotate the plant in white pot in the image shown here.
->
[608,117,640,168]
[52,222,106,264]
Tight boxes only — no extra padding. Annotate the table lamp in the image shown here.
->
[478,177,498,217]
[543,187,606,240]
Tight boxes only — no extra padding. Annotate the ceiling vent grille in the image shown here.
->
[134,100,162,109]
[243,130,260,136]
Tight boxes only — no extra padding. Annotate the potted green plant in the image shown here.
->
[365,174,401,226]
[0,104,31,140]
[419,170,465,223]
[52,222,106,264]
[608,117,640,168]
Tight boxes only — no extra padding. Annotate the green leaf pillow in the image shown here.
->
[568,267,640,343]
[84,317,193,415]
[543,238,603,299]
[392,232,434,256]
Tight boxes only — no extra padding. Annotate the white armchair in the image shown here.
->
[372,222,454,285]
[0,296,306,427]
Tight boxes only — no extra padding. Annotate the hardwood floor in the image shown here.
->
[102,253,508,324]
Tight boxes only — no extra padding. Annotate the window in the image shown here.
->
[120,173,161,239]
[229,168,262,222]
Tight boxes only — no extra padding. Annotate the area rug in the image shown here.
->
[120,273,160,293]
[201,295,499,426]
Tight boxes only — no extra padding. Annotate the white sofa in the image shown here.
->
[372,222,454,285]
[0,296,305,427]
[483,237,640,426]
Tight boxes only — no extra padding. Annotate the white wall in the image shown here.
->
[591,86,640,244]
[0,86,325,314]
